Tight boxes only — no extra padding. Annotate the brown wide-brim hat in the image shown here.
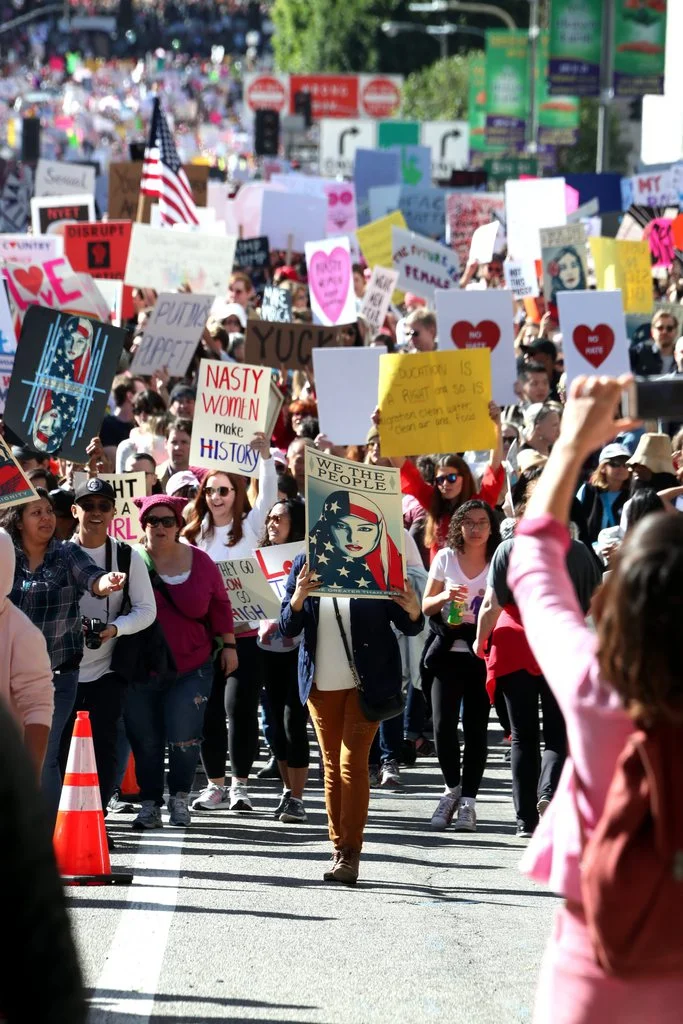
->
[626,433,674,476]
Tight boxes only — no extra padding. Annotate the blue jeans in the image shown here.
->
[124,660,213,804]
[41,668,79,823]
[369,712,403,767]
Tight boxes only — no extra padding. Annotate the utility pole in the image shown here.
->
[527,0,540,153]
[596,0,615,172]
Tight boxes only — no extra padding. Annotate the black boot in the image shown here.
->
[257,755,281,780]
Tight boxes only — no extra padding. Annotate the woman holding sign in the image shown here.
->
[184,433,277,813]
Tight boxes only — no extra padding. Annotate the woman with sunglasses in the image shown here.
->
[422,500,501,832]
[576,443,632,545]
[183,433,277,812]
[125,495,235,830]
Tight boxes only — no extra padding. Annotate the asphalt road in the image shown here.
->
[68,732,558,1024]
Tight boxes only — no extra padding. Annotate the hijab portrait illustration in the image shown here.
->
[309,490,404,595]
[546,245,586,305]
[32,315,93,453]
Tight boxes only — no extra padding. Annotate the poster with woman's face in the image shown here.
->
[539,223,588,307]
[0,434,37,509]
[305,449,406,599]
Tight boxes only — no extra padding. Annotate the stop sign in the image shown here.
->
[361,77,402,118]
[245,75,288,113]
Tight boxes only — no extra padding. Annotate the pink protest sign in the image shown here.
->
[644,218,674,269]
[304,236,356,326]
[324,182,358,236]
[2,257,110,337]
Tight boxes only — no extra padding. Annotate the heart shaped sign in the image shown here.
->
[573,323,614,369]
[450,320,500,352]
[15,266,43,296]
[307,247,352,324]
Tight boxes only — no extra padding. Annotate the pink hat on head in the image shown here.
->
[404,292,426,309]
[133,494,188,528]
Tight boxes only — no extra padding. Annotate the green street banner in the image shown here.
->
[548,0,603,97]
[485,30,530,151]
[537,31,580,148]
[613,0,667,97]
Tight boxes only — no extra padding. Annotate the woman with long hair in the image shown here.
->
[257,499,309,822]
[508,373,683,1022]
[421,499,501,832]
[184,433,277,812]
[576,443,631,545]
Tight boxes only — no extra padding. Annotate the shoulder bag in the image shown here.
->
[332,598,404,723]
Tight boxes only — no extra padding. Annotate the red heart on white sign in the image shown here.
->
[572,324,614,369]
[450,319,500,351]
[15,266,43,295]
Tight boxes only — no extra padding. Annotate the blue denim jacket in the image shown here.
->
[279,554,425,706]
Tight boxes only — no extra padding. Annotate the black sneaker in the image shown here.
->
[415,737,436,758]
[107,787,135,814]
[273,789,291,819]
[516,823,535,839]
[257,756,281,780]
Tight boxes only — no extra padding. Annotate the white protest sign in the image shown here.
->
[468,220,501,266]
[0,284,15,415]
[557,289,629,385]
[391,226,460,301]
[505,177,566,262]
[258,190,327,252]
[2,257,111,336]
[629,170,678,207]
[130,292,214,376]
[361,265,399,332]
[34,160,96,197]
[0,234,64,264]
[503,258,539,299]
[304,236,356,326]
[73,471,146,543]
[216,557,281,625]
[254,541,305,602]
[435,288,517,405]
[94,279,124,327]
[312,346,387,445]
[124,224,236,296]
[190,359,271,477]
[30,194,96,236]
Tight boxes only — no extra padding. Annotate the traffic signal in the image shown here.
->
[294,90,312,129]
[254,109,280,156]
[21,118,40,162]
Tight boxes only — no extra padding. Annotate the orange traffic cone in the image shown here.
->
[54,712,133,885]
[120,752,140,800]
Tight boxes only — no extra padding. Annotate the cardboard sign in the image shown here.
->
[312,346,387,445]
[361,265,399,333]
[305,449,405,599]
[245,320,346,371]
[31,194,96,236]
[468,220,501,266]
[505,177,567,261]
[378,349,496,457]
[435,289,517,405]
[0,434,38,510]
[260,285,292,324]
[391,226,460,300]
[34,160,96,198]
[265,379,285,441]
[557,289,629,383]
[2,257,112,337]
[258,190,327,252]
[539,223,588,305]
[4,306,126,462]
[124,224,236,295]
[589,237,653,315]
[445,193,505,270]
[503,258,540,299]
[0,233,63,265]
[234,235,270,271]
[63,220,132,281]
[190,359,271,477]
[356,210,407,270]
[304,236,356,326]
[73,471,146,543]
[216,557,281,624]
[254,540,305,602]
[130,292,214,377]
[107,161,208,221]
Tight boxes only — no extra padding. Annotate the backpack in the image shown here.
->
[578,724,683,978]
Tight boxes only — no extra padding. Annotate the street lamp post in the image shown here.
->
[381,20,485,61]
[408,1,517,30]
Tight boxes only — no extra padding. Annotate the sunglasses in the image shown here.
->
[404,329,421,338]
[606,457,629,467]
[206,486,234,498]
[267,513,289,523]
[79,500,114,513]
[146,515,177,528]
[435,472,460,487]
[654,323,676,331]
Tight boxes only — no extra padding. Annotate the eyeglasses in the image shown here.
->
[463,519,489,531]
[79,500,115,513]
[435,473,460,487]
[206,486,234,498]
[146,515,177,528]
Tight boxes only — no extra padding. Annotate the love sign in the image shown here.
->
[572,324,615,369]
[451,320,501,352]
[557,289,628,385]
[435,288,517,405]
[2,257,111,337]
[304,236,356,326]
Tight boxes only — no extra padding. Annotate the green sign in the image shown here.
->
[537,31,580,148]
[485,30,530,150]
[377,121,420,148]
[613,0,667,97]
[548,0,603,96]
[483,156,538,187]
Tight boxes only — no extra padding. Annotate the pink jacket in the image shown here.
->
[508,515,633,903]
[0,529,53,731]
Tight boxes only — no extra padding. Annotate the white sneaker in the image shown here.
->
[191,783,228,810]
[453,801,477,832]
[168,792,191,827]
[230,783,253,811]
[430,789,460,830]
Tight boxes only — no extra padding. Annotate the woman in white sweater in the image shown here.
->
[183,433,277,811]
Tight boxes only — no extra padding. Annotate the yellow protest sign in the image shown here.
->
[589,237,653,315]
[356,210,407,269]
[378,349,496,457]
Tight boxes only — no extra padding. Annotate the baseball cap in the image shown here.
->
[169,383,196,403]
[73,477,117,505]
[599,443,631,463]
[166,470,199,496]
[210,299,247,329]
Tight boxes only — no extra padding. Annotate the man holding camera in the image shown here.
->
[61,478,156,816]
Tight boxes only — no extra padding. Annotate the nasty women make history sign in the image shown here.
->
[190,359,271,477]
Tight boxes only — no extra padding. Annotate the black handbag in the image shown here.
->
[332,598,405,723]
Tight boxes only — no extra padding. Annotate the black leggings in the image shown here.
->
[499,670,566,828]
[260,647,310,769]
[430,651,490,798]
[200,635,261,781]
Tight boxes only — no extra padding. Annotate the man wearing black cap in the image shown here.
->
[520,338,561,401]
[168,384,196,419]
[60,477,156,820]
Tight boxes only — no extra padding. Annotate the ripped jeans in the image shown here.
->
[123,659,213,804]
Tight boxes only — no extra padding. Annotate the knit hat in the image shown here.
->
[133,494,188,528]
[627,433,674,476]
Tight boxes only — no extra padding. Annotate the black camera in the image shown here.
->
[82,617,106,650]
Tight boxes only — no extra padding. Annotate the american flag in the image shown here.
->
[140,97,199,226]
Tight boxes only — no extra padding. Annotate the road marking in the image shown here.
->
[88,834,184,1022]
